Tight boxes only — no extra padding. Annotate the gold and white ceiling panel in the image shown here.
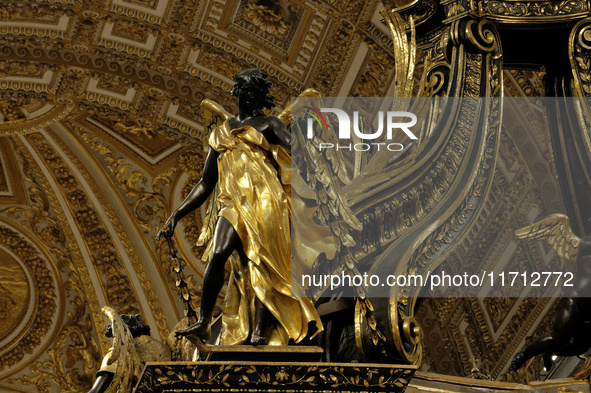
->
[0,13,71,40]
[0,138,27,204]
[0,0,398,127]
[0,118,200,376]
[0,136,105,392]
[108,0,172,25]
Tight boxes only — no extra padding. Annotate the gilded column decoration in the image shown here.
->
[480,0,589,20]
[416,128,564,378]
[536,18,591,237]
[571,18,591,97]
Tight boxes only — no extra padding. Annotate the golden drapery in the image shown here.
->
[197,120,322,345]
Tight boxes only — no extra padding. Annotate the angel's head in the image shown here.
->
[105,314,151,338]
[231,68,275,112]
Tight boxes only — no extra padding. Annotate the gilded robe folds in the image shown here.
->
[198,121,322,345]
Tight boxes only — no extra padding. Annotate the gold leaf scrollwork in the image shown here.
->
[109,156,176,233]
[422,64,450,97]
[464,19,497,53]
[449,19,498,54]
[481,0,587,18]
[570,19,591,96]
[578,24,591,51]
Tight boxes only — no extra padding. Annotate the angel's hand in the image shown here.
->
[156,214,178,241]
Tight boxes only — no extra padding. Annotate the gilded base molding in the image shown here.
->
[135,361,417,393]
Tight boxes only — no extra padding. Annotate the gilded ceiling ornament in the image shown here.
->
[176,149,208,259]
[113,121,156,138]
[1,9,10,22]
[0,99,26,123]
[0,224,56,371]
[27,133,141,315]
[0,253,29,343]
[47,124,173,340]
[244,1,290,35]
[65,123,179,343]
[13,291,102,393]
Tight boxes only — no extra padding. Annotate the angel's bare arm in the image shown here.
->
[268,116,291,150]
[88,373,114,393]
[157,149,220,239]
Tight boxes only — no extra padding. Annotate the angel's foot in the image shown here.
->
[250,332,268,346]
[175,320,211,344]
[250,317,270,346]
[510,351,526,371]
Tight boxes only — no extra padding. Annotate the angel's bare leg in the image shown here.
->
[251,297,274,346]
[88,373,113,393]
[176,217,241,342]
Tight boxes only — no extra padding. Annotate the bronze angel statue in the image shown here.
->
[87,307,170,393]
[157,68,361,347]
[511,213,591,372]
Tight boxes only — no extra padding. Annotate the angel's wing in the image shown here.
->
[277,88,320,126]
[102,306,141,393]
[289,90,362,239]
[515,213,581,262]
[288,90,363,297]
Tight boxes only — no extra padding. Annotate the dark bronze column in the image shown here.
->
[354,6,503,364]
[543,19,591,237]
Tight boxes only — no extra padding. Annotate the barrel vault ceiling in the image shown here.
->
[0,0,566,391]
